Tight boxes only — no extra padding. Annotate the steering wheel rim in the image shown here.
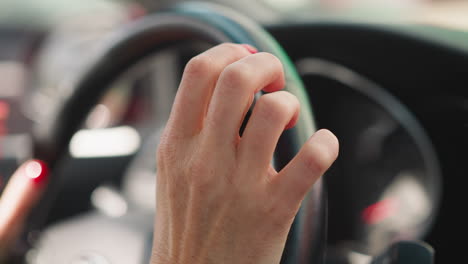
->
[30,2,325,263]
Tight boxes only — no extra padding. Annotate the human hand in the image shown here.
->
[0,160,48,260]
[150,43,338,264]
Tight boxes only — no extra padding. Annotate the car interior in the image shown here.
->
[1,0,468,263]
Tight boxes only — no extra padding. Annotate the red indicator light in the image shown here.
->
[362,198,398,225]
[24,160,49,184]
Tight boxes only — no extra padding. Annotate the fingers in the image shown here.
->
[271,129,338,203]
[204,52,285,144]
[166,43,253,137]
[239,91,299,173]
[0,160,48,250]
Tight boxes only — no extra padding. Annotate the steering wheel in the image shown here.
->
[28,2,325,263]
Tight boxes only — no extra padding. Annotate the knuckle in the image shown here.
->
[256,92,297,123]
[273,91,299,112]
[302,142,335,174]
[184,54,213,78]
[219,62,253,91]
[184,43,248,80]
[219,42,246,54]
[260,52,283,69]
[257,52,284,80]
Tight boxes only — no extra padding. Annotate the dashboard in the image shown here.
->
[1,1,468,263]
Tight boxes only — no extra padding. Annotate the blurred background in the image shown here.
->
[1,0,468,263]
[1,0,468,28]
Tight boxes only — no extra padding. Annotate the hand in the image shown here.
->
[0,160,48,259]
[150,43,338,264]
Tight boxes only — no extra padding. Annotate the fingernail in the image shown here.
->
[284,115,299,130]
[24,160,49,184]
[241,44,258,54]
[284,122,295,130]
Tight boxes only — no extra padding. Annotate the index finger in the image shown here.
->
[166,43,255,138]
